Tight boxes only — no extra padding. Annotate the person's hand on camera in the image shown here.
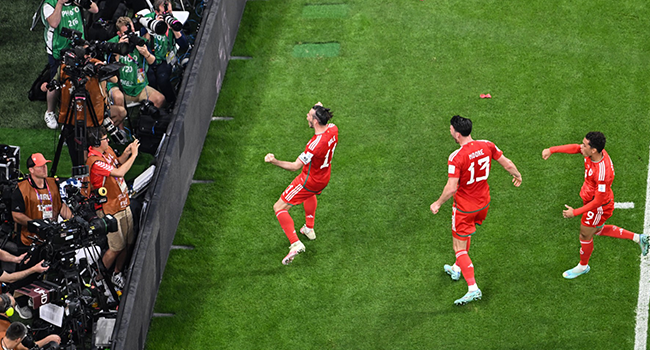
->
[118,35,129,44]
[136,45,149,57]
[13,253,27,264]
[32,260,49,274]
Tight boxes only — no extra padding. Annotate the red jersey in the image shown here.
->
[577,149,615,215]
[448,140,503,212]
[549,144,615,216]
[296,124,338,192]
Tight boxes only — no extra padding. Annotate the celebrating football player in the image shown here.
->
[542,131,649,279]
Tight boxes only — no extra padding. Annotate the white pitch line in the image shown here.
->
[634,146,650,350]
[616,202,635,209]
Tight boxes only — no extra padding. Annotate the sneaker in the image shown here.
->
[44,111,58,129]
[640,234,649,256]
[111,272,125,289]
[282,241,305,265]
[15,305,32,319]
[563,264,590,279]
[300,225,316,240]
[444,264,461,281]
[454,289,482,306]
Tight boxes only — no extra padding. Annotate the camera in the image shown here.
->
[162,13,183,31]
[123,28,146,47]
[65,0,91,10]
[102,118,127,145]
[138,16,167,35]
[139,99,161,119]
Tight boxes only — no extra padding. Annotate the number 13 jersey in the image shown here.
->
[297,123,339,192]
[448,140,503,212]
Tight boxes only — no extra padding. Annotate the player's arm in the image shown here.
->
[495,155,522,187]
[564,186,610,218]
[430,177,459,214]
[542,144,581,159]
[264,154,303,172]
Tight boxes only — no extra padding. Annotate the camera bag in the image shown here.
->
[136,109,171,155]
[28,64,51,102]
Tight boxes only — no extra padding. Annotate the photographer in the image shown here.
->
[0,322,61,350]
[107,16,165,128]
[11,154,73,248]
[41,0,99,129]
[86,128,139,289]
[142,0,189,106]
[54,47,111,166]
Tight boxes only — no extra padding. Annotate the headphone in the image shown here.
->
[0,294,14,317]
[88,129,103,148]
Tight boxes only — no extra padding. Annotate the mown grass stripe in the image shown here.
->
[302,4,349,18]
[292,42,340,58]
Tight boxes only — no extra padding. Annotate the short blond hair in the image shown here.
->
[115,16,133,30]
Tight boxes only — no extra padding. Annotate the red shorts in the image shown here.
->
[280,176,323,205]
[581,200,614,228]
[452,203,489,240]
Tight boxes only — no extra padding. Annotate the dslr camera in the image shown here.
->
[65,0,92,10]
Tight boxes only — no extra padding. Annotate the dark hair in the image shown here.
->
[313,105,333,125]
[5,322,26,341]
[585,131,606,153]
[88,127,108,148]
[450,115,472,136]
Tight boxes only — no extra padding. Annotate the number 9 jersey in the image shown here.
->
[448,140,503,212]
[297,124,339,193]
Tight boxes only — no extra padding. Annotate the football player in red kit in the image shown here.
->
[265,102,338,265]
[542,131,649,279]
[430,115,522,305]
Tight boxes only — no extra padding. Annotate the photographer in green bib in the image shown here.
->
[106,16,165,131]
[41,0,98,129]
[141,0,188,107]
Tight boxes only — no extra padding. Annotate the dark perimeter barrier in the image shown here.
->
[112,0,247,349]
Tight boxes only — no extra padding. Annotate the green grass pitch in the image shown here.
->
[143,0,646,348]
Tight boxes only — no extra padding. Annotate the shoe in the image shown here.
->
[444,264,461,281]
[563,265,590,279]
[111,272,125,289]
[454,289,482,306]
[300,225,316,240]
[282,241,305,265]
[15,305,32,319]
[44,111,58,129]
[640,234,649,256]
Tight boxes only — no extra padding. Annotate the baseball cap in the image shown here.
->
[26,153,52,168]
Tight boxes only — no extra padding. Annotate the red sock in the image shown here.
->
[303,195,317,229]
[580,239,593,266]
[455,250,475,286]
[275,209,298,244]
[597,225,635,240]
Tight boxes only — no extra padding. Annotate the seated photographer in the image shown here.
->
[11,154,73,248]
[86,128,140,289]
[107,16,165,129]
[142,0,189,106]
[41,0,99,129]
[0,321,61,350]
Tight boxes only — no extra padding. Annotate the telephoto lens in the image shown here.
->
[102,118,127,145]
[163,13,183,31]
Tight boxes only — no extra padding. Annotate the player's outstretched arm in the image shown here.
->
[542,144,581,160]
[430,177,459,214]
[264,153,303,172]
[496,155,522,187]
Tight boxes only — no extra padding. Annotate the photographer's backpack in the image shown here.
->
[28,64,50,102]
[136,101,171,155]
